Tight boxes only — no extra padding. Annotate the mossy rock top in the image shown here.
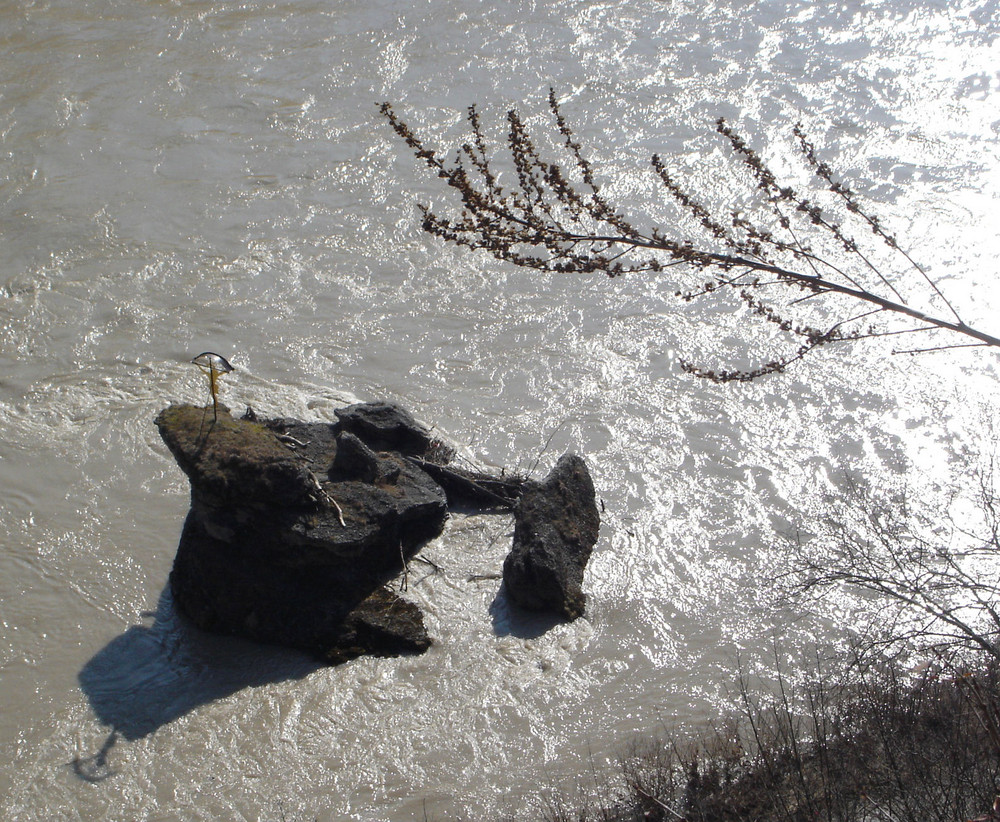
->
[155,404,315,508]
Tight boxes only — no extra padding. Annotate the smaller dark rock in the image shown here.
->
[325,587,431,665]
[331,431,381,483]
[502,454,600,620]
[334,402,433,456]
[285,480,401,575]
[379,454,448,547]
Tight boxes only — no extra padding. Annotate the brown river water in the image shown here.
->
[1,0,998,818]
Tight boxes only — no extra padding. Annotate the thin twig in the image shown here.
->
[399,541,408,592]
[309,472,346,527]
[634,787,687,821]
[893,342,990,355]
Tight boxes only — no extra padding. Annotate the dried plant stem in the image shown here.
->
[381,93,999,381]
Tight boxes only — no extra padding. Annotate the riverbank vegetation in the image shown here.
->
[526,654,1000,822]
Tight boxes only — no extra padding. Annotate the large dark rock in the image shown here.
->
[502,454,600,620]
[333,402,434,456]
[155,404,448,663]
[156,404,315,508]
[170,512,429,664]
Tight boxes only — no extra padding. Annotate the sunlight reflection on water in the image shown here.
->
[0,0,997,818]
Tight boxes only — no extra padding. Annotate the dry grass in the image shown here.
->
[522,654,1000,822]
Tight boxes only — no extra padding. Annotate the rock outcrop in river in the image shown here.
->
[503,454,600,620]
[155,401,600,664]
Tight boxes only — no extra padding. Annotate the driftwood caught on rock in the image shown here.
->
[405,456,527,509]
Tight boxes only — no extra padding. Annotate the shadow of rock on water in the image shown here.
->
[78,585,321,744]
[71,730,119,782]
[489,583,564,640]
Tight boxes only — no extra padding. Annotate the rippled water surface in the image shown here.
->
[1,0,998,819]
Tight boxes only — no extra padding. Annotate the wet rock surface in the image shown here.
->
[156,401,600,663]
[333,401,436,456]
[155,403,447,663]
[502,454,601,620]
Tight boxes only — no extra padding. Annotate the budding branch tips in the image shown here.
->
[380,94,1000,381]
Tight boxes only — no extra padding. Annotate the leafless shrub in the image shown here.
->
[796,464,1000,666]
[517,654,1000,822]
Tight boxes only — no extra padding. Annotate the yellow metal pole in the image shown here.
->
[210,366,218,421]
